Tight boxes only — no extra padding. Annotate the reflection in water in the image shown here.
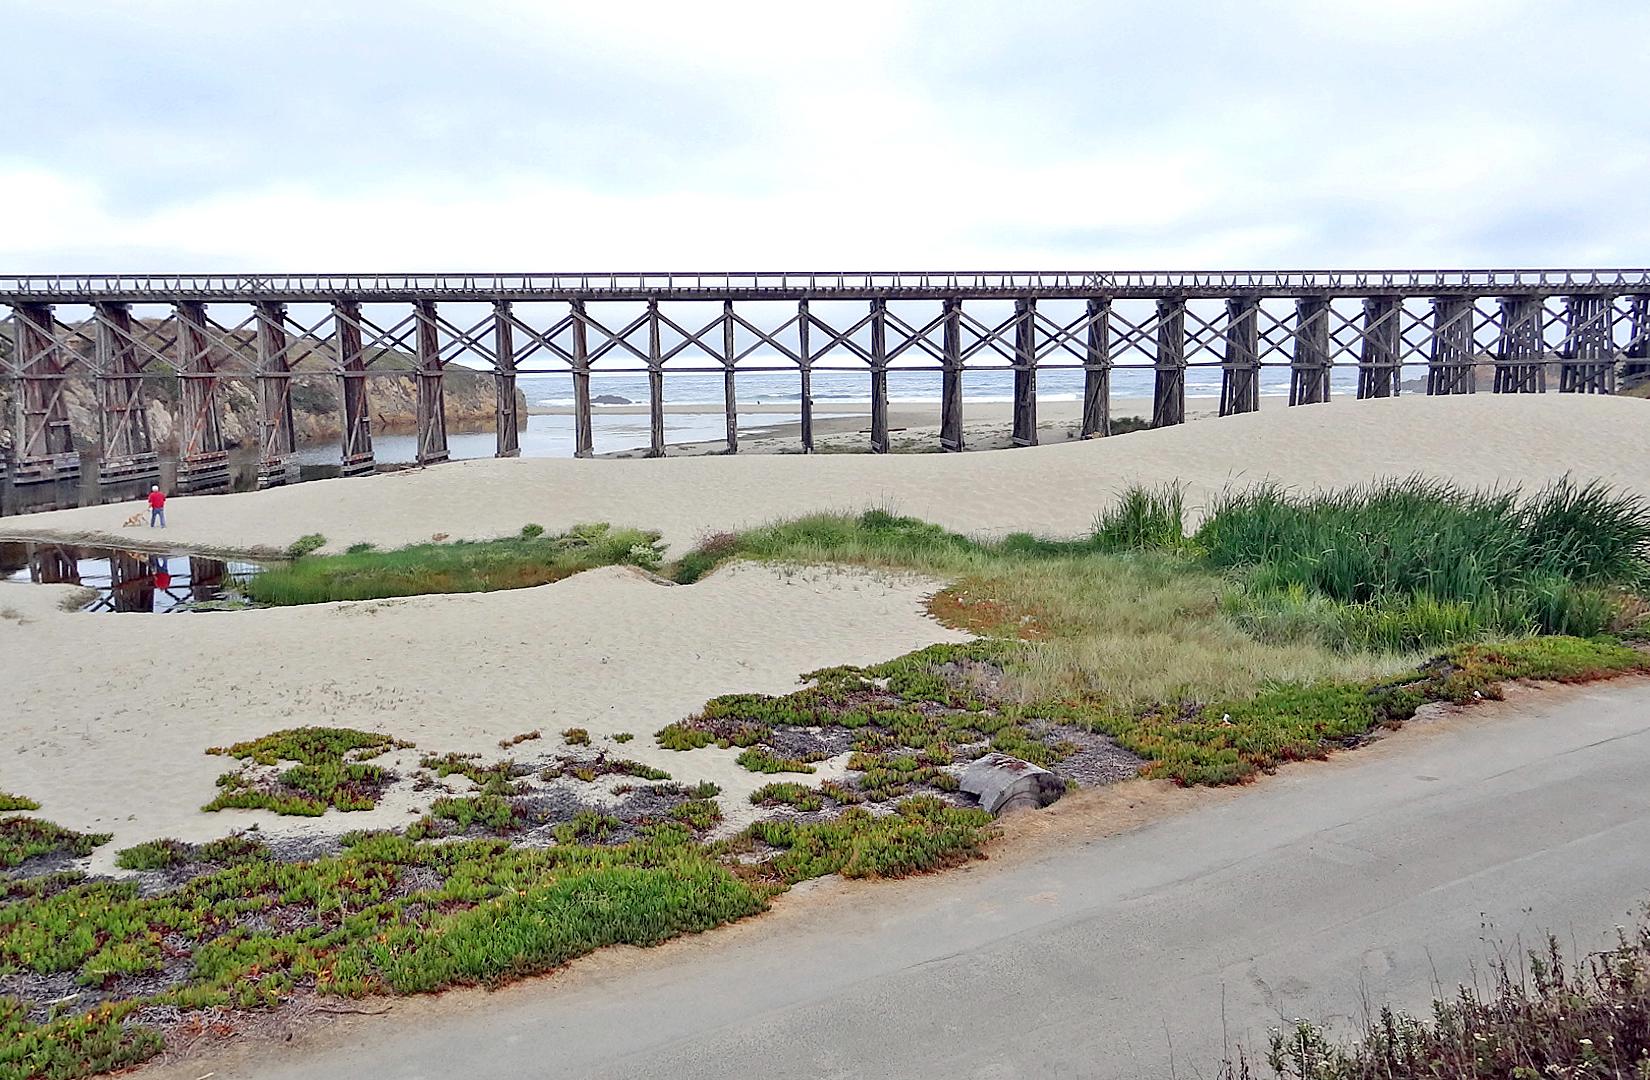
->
[0,542,264,613]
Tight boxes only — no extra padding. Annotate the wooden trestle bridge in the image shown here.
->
[2,269,1648,506]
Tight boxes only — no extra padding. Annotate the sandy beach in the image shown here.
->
[4,392,1650,866]
[0,562,964,867]
[4,393,1647,559]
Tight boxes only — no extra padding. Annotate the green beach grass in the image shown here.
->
[243,522,665,606]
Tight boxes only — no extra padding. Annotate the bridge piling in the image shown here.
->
[570,300,594,459]
[1428,297,1476,395]
[92,301,159,491]
[1220,297,1260,416]
[252,301,296,487]
[1290,297,1331,405]
[1559,294,1613,394]
[173,301,229,493]
[492,300,521,459]
[1357,297,1401,399]
[1011,298,1037,447]
[644,300,664,458]
[797,300,815,453]
[1626,295,1650,383]
[720,301,737,455]
[870,298,890,453]
[7,302,80,507]
[940,298,964,451]
[412,299,449,467]
[1494,295,1545,394]
[1081,297,1111,436]
[333,299,375,476]
[1153,298,1186,427]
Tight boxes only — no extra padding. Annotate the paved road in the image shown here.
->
[165,682,1650,1080]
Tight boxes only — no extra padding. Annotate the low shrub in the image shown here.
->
[0,792,40,813]
[286,533,327,558]
[0,817,111,868]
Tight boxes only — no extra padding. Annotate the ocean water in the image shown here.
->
[290,362,1429,463]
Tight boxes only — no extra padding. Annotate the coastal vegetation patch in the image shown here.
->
[243,523,665,606]
[203,727,411,816]
[0,801,989,1080]
[0,817,111,870]
[0,795,39,814]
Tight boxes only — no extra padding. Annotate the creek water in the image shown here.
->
[0,541,265,613]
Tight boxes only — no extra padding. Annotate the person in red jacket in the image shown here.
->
[148,485,167,528]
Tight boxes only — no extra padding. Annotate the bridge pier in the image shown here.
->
[569,300,594,459]
[720,301,737,455]
[797,300,815,453]
[1357,296,1401,399]
[1153,298,1186,427]
[1428,297,1476,395]
[1559,294,1614,394]
[174,301,230,493]
[1494,295,1545,393]
[332,300,375,476]
[253,301,297,487]
[92,301,159,494]
[870,298,891,453]
[492,301,521,459]
[1081,298,1111,436]
[7,302,80,508]
[1220,297,1259,415]
[1290,297,1330,405]
[1012,298,1037,446]
[413,300,449,466]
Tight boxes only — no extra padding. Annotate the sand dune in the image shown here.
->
[3,394,1647,557]
[0,563,964,866]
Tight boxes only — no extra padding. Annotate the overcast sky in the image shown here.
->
[3,0,1647,272]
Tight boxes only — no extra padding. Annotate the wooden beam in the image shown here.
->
[722,300,737,454]
[798,299,815,453]
[174,300,229,492]
[1290,296,1330,405]
[413,299,449,466]
[1428,297,1475,395]
[1153,297,1186,427]
[1220,296,1259,416]
[333,298,375,475]
[253,300,296,486]
[1626,295,1650,383]
[9,302,79,487]
[941,298,964,451]
[1012,298,1037,446]
[570,300,595,458]
[1494,295,1545,393]
[1081,297,1111,436]
[93,300,159,485]
[870,298,890,453]
[1559,294,1614,394]
[646,299,665,457]
[492,300,521,458]
[1357,296,1400,399]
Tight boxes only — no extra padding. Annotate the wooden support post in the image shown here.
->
[1080,298,1111,436]
[492,300,520,458]
[1494,296,1545,393]
[1428,297,1475,394]
[1357,296,1401,399]
[941,298,964,451]
[713,300,734,453]
[93,301,158,486]
[174,300,229,493]
[798,299,815,453]
[333,298,375,475]
[253,301,296,487]
[1290,297,1330,405]
[1624,296,1650,383]
[870,297,890,453]
[646,299,665,457]
[1152,297,1186,427]
[1012,298,1037,446]
[9,302,79,489]
[1220,296,1259,416]
[412,299,449,466]
[1559,294,1614,394]
[570,300,594,458]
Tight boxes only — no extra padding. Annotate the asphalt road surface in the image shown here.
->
[156,680,1650,1080]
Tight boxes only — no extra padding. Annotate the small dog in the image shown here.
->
[120,512,146,528]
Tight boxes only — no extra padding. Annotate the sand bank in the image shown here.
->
[4,394,1647,559]
[0,562,965,865]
